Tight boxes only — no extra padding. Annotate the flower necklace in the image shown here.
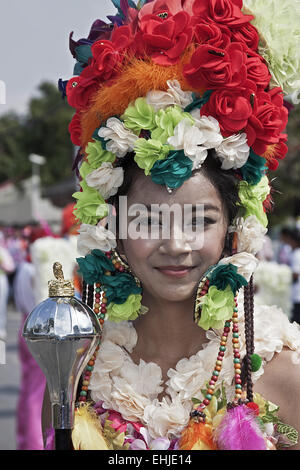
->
[78,284,245,431]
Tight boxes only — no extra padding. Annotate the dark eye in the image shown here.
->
[204,217,215,225]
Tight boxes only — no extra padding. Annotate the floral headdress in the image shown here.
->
[61,0,299,450]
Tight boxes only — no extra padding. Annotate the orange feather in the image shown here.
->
[179,420,217,450]
[80,46,204,151]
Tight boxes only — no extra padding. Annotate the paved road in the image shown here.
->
[0,303,21,450]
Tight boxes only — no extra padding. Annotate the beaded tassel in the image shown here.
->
[232,299,242,400]
[192,297,241,422]
[77,250,126,403]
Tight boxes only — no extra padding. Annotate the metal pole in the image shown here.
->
[55,429,73,451]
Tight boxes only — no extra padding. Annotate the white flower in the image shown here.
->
[192,115,223,149]
[77,223,117,255]
[85,162,124,199]
[96,340,125,374]
[98,117,138,157]
[167,354,209,401]
[144,396,190,439]
[243,0,300,95]
[229,215,267,255]
[111,377,151,422]
[167,119,208,170]
[90,372,112,405]
[216,133,250,170]
[219,252,259,282]
[103,321,137,353]
[120,360,163,399]
[166,80,194,108]
[146,79,193,111]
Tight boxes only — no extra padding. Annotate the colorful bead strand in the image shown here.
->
[191,297,244,422]
[232,298,243,400]
[78,344,100,403]
[194,317,232,422]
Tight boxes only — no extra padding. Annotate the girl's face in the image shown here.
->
[117,169,229,303]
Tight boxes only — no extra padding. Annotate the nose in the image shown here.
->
[158,224,193,256]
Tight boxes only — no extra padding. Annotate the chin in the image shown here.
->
[153,283,197,302]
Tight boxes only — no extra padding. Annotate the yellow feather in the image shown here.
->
[72,404,110,450]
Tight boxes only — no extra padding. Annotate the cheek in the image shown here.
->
[200,223,227,260]
[122,237,159,269]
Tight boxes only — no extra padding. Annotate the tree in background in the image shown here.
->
[269,103,300,227]
[0,82,74,187]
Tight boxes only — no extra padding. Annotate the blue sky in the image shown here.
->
[0,0,115,116]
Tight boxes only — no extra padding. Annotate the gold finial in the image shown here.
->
[48,262,75,298]
[53,262,65,281]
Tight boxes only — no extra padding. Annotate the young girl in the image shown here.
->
[43,0,300,450]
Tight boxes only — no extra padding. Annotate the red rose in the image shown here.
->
[91,25,136,80]
[183,42,247,90]
[138,0,194,18]
[246,88,288,155]
[264,134,288,171]
[69,112,82,146]
[66,67,100,110]
[138,11,193,65]
[110,25,136,54]
[231,23,259,50]
[245,49,271,91]
[194,21,231,49]
[91,39,122,80]
[200,87,253,135]
[193,0,254,27]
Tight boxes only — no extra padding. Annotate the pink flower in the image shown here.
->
[129,427,171,450]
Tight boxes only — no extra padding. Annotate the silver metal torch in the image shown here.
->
[23,262,101,450]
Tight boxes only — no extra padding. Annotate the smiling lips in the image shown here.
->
[155,265,195,278]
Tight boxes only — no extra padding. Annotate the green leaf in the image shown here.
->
[191,398,201,405]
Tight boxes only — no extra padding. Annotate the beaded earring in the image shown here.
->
[77,249,144,403]
[190,229,260,423]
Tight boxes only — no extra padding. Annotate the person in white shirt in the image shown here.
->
[289,229,300,324]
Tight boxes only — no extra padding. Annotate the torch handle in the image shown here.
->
[55,429,73,450]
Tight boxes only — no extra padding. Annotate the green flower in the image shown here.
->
[76,249,115,285]
[209,263,248,293]
[101,272,142,305]
[151,106,194,144]
[240,149,267,185]
[134,138,170,175]
[106,294,143,323]
[75,44,92,65]
[73,180,108,225]
[79,161,93,180]
[85,140,116,169]
[238,175,270,228]
[150,150,193,189]
[122,98,156,135]
[197,285,235,330]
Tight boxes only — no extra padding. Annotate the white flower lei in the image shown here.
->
[89,292,300,439]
